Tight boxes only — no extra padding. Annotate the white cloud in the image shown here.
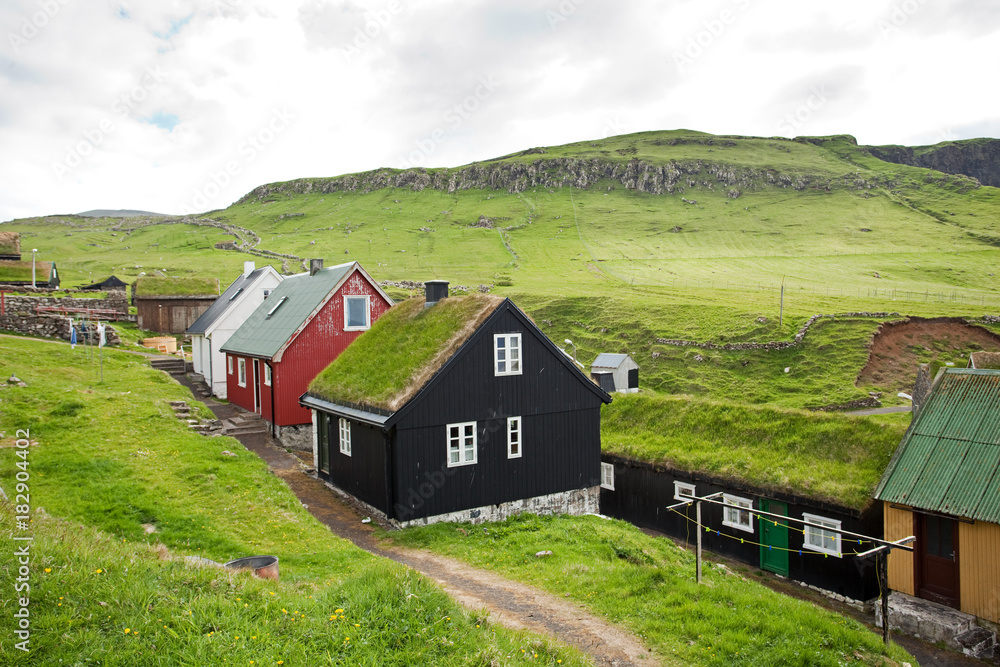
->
[0,0,997,221]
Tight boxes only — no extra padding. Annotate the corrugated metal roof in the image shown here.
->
[186,266,277,335]
[592,353,631,369]
[875,369,1000,523]
[220,262,354,359]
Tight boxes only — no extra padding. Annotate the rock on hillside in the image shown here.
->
[865,138,1000,187]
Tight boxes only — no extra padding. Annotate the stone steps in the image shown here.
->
[877,592,997,657]
[150,357,186,374]
[223,413,269,436]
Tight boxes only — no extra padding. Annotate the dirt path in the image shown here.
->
[172,373,654,666]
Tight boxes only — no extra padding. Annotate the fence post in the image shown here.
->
[696,501,703,584]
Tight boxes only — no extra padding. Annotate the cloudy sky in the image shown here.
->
[1,0,997,222]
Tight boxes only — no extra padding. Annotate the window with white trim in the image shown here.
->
[494,333,522,376]
[262,288,272,299]
[227,355,233,375]
[446,422,477,467]
[723,494,754,533]
[803,513,842,557]
[344,295,370,331]
[338,417,352,456]
[674,481,696,502]
[601,462,615,490]
[237,358,247,387]
[507,416,522,458]
[263,363,271,386]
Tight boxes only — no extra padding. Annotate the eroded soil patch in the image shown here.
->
[857,317,1000,395]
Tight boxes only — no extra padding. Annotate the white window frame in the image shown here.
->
[493,333,522,376]
[343,295,371,331]
[446,421,477,467]
[722,494,754,533]
[338,417,352,456]
[601,462,615,490]
[507,416,522,459]
[262,288,272,299]
[227,355,233,375]
[237,358,247,388]
[674,481,696,502]
[803,513,842,557]
[263,363,271,386]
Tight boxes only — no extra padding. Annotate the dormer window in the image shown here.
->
[494,333,521,376]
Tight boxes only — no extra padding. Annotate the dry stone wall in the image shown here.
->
[0,292,128,318]
[0,314,121,345]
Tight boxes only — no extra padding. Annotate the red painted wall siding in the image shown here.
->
[226,354,258,414]
[271,269,392,426]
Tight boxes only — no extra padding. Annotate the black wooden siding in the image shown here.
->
[389,304,605,522]
[600,456,883,601]
[318,418,391,513]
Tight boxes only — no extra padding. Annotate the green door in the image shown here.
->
[759,499,789,576]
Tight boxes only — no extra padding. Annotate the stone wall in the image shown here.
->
[655,312,900,351]
[0,292,129,319]
[0,314,121,345]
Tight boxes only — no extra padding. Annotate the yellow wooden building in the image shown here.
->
[875,368,1000,624]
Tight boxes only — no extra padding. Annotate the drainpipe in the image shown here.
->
[269,361,276,439]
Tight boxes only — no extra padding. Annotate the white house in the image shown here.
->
[590,353,639,394]
[186,261,282,398]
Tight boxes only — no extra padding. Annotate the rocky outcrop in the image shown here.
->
[236,157,889,204]
[865,138,1000,187]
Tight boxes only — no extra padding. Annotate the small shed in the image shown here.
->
[135,276,220,333]
[875,368,1000,625]
[590,353,638,394]
[301,286,612,527]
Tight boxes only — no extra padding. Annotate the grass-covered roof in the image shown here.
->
[308,293,503,411]
[602,393,910,510]
[0,231,19,255]
[0,260,52,281]
[135,276,220,297]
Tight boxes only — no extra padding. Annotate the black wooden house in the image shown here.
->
[600,456,884,602]
[301,286,612,527]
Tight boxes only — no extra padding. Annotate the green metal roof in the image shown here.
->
[875,369,1000,523]
[220,262,355,360]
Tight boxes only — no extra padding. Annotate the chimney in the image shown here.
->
[309,258,324,276]
[243,260,255,277]
[424,280,449,307]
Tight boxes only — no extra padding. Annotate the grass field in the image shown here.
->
[392,513,916,667]
[4,129,999,410]
[0,336,588,665]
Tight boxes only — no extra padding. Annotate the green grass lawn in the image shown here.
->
[391,513,916,667]
[0,336,589,665]
[602,394,910,510]
[5,129,1000,411]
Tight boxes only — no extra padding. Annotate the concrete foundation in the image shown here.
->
[397,486,601,529]
[275,423,313,452]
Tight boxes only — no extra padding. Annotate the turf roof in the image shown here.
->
[135,276,220,297]
[308,293,503,412]
[602,393,910,511]
[0,260,54,282]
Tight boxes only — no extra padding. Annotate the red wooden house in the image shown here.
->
[220,260,392,448]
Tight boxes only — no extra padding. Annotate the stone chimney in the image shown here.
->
[310,259,324,276]
[425,280,449,307]
[243,260,255,277]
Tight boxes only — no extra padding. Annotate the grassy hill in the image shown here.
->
[4,129,1000,408]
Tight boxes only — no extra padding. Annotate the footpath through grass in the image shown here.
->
[393,514,916,667]
[0,336,589,666]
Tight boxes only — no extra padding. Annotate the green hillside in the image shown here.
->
[5,129,1000,408]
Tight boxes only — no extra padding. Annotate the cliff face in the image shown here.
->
[237,157,887,204]
[866,139,1000,187]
